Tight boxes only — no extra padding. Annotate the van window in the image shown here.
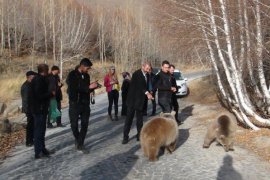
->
[173,72,184,80]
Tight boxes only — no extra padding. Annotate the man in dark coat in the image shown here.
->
[66,58,98,154]
[169,64,181,125]
[122,61,153,144]
[31,64,54,159]
[121,72,131,116]
[47,65,64,128]
[154,60,176,113]
[21,71,36,147]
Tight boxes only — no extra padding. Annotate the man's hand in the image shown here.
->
[171,87,177,92]
[146,92,154,100]
[89,82,98,89]
[52,91,56,96]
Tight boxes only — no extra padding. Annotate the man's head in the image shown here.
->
[161,60,170,73]
[37,64,49,76]
[79,58,93,73]
[169,64,175,75]
[26,71,37,82]
[141,60,152,73]
[51,65,60,75]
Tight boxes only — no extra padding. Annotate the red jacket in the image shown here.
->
[104,74,119,92]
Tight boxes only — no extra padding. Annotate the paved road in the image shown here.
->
[0,71,270,180]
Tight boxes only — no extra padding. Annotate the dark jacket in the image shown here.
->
[126,69,148,111]
[66,69,92,105]
[48,74,63,101]
[171,75,179,97]
[121,79,130,97]
[154,71,172,99]
[31,74,52,114]
[21,81,31,114]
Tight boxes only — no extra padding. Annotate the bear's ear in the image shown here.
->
[160,112,164,117]
[171,111,176,116]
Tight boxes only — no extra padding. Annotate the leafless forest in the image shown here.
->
[1,0,270,129]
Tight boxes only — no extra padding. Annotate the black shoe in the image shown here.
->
[122,138,129,144]
[77,146,89,154]
[57,124,65,127]
[150,113,155,117]
[177,121,183,126]
[108,115,113,121]
[136,135,140,141]
[114,115,119,121]
[43,148,55,155]
[26,142,34,147]
[47,123,54,128]
[35,153,50,159]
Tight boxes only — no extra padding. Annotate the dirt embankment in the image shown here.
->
[187,75,270,162]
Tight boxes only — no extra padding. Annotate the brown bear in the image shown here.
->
[203,113,237,152]
[140,111,179,161]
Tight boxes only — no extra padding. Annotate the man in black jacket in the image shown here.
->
[66,58,98,154]
[47,65,64,128]
[21,71,36,147]
[122,61,153,144]
[155,60,176,113]
[170,64,181,125]
[31,64,54,159]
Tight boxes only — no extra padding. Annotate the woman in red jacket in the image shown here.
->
[104,66,120,121]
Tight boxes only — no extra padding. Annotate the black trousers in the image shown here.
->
[33,113,47,156]
[171,94,179,121]
[158,97,172,113]
[26,112,34,145]
[123,107,143,139]
[47,100,62,126]
[69,102,90,147]
[121,93,128,116]
[108,90,119,116]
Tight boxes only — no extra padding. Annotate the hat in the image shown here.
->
[26,71,37,77]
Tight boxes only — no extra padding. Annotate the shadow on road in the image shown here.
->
[176,128,190,149]
[179,105,194,122]
[217,155,242,180]
[80,145,140,180]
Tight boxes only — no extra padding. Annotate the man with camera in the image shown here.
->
[66,58,100,154]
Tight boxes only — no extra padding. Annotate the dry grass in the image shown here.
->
[186,75,218,104]
[0,75,25,102]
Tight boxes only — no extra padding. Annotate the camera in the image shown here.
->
[96,82,102,88]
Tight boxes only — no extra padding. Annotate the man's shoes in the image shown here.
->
[122,138,129,144]
[26,142,33,147]
[43,148,55,155]
[108,115,113,121]
[150,113,155,116]
[136,134,140,141]
[177,120,183,126]
[57,124,65,127]
[77,146,89,154]
[47,123,54,128]
[114,115,119,121]
[35,152,50,159]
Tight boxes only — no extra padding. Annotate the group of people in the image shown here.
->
[20,57,181,159]
[21,64,64,159]
[121,60,181,144]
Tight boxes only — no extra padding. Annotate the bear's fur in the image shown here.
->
[140,111,178,161]
[203,113,237,152]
